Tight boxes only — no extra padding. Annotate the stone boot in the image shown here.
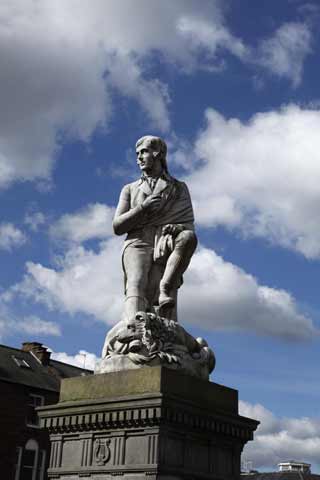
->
[159,284,175,308]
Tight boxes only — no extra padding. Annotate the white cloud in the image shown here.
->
[24,211,46,232]
[20,315,61,336]
[50,203,114,243]
[14,237,123,325]
[51,349,98,371]
[0,304,61,341]
[0,0,234,187]
[175,17,312,85]
[180,247,317,340]
[176,15,248,67]
[257,22,312,87]
[0,1,110,187]
[0,223,26,250]
[186,105,320,259]
[105,53,171,132]
[9,239,316,340]
[240,400,320,470]
[0,1,309,188]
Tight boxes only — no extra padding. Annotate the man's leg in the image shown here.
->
[122,245,153,323]
[159,230,197,308]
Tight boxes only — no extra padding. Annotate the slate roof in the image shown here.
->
[0,344,92,392]
[242,474,320,479]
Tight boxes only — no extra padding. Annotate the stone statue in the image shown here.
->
[114,135,197,323]
[97,136,215,379]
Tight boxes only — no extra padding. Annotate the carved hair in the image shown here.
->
[136,135,168,173]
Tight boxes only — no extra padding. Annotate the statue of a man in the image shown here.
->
[113,135,197,323]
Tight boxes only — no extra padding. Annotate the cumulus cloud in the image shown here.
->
[186,105,320,259]
[0,304,61,341]
[257,22,312,87]
[240,400,320,469]
[20,315,61,336]
[180,247,317,340]
[174,17,312,85]
[9,238,316,340]
[105,53,171,132]
[0,0,236,188]
[176,15,248,66]
[24,211,46,232]
[50,203,114,243]
[0,1,109,187]
[51,349,98,371]
[0,223,26,250]
[13,237,123,325]
[0,1,311,188]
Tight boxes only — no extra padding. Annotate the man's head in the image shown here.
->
[135,135,168,175]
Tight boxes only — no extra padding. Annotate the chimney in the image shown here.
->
[22,342,51,366]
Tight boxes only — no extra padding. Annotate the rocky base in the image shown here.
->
[97,351,212,380]
[96,311,215,380]
[38,367,259,480]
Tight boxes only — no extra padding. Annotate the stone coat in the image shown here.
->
[113,174,195,252]
[113,173,196,297]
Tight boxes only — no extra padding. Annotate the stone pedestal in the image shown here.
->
[38,367,258,480]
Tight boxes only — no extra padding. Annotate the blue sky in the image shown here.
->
[1,0,320,471]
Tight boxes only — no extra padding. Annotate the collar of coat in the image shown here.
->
[138,171,174,195]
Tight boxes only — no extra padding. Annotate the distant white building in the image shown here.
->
[241,459,319,479]
[278,461,311,474]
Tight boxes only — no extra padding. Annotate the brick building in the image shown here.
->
[0,341,92,480]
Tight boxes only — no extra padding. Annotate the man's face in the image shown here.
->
[136,141,157,174]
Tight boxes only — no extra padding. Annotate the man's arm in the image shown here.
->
[113,185,144,236]
[113,184,162,235]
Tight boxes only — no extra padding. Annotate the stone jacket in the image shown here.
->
[113,173,195,255]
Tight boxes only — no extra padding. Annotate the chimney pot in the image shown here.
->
[21,342,51,365]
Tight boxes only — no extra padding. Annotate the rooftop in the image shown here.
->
[0,342,92,392]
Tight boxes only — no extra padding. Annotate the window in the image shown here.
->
[26,394,44,427]
[12,355,31,368]
[21,449,36,480]
[20,439,38,480]
[14,447,23,480]
[14,441,46,480]
[37,450,46,480]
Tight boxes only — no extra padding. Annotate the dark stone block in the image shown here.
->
[38,366,259,480]
[59,366,238,414]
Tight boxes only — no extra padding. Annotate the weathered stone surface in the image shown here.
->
[97,136,215,381]
[114,135,197,324]
[97,312,215,380]
[38,367,259,480]
[59,366,237,413]
[38,138,259,479]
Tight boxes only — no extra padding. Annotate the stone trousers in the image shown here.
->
[123,229,197,306]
